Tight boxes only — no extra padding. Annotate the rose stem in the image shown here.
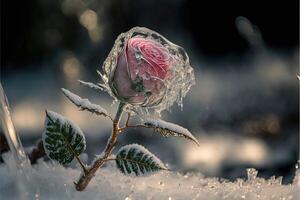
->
[75,102,126,191]
[118,114,151,132]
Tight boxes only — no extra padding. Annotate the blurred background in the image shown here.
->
[1,0,299,184]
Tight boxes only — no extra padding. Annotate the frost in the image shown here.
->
[61,88,109,117]
[78,80,104,91]
[0,153,299,200]
[101,27,195,115]
[144,118,199,145]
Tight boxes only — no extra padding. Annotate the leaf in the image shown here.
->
[115,144,167,176]
[78,80,105,91]
[78,79,110,93]
[144,119,199,146]
[42,110,86,165]
[61,88,109,117]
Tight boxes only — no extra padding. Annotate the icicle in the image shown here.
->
[0,83,30,168]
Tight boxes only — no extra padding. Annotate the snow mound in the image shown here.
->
[0,153,298,200]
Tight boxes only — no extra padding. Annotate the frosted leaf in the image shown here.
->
[61,88,109,117]
[101,27,195,115]
[78,80,104,91]
[115,144,167,176]
[144,118,199,146]
[42,110,86,165]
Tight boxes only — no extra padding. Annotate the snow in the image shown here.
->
[61,88,109,117]
[144,118,199,146]
[0,153,299,200]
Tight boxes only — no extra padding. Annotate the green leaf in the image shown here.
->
[115,144,167,176]
[42,110,86,165]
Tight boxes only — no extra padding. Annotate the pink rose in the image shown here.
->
[102,27,195,113]
[111,37,172,106]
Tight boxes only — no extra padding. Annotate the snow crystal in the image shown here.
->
[0,153,299,200]
[144,118,199,145]
[61,88,109,117]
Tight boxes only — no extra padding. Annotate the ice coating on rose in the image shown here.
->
[102,27,195,114]
[111,37,172,106]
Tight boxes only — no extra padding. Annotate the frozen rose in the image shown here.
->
[111,37,172,106]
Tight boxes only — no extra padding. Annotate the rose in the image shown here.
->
[103,27,195,113]
[110,37,172,106]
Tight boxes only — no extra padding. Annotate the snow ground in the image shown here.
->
[0,153,299,200]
